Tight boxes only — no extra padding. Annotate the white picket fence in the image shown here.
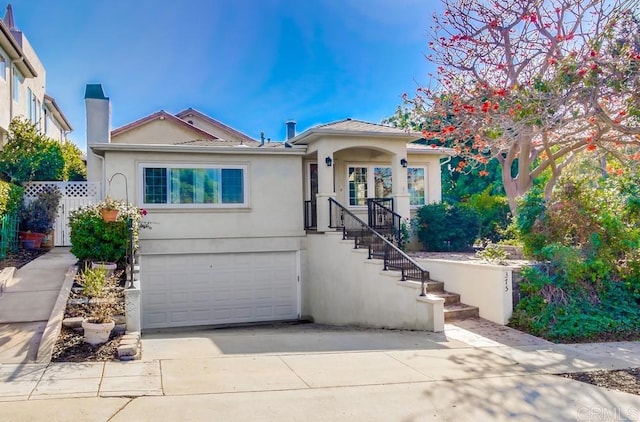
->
[23,182,102,246]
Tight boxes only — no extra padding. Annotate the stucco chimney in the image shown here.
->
[85,84,111,145]
[285,120,296,140]
[85,84,111,183]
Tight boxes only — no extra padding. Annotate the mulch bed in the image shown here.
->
[51,269,126,362]
[51,327,122,362]
[559,368,640,396]
[0,248,48,270]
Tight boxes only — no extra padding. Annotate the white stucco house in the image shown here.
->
[0,5,72,144]
[87,84,504,333]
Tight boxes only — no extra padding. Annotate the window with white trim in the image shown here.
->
[408,167,427,206]
[141,165,247,207]
[348,165,392,206]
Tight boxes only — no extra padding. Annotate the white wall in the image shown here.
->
[102,149,306,255]
[303,232,444,331]
[416,258,514,325]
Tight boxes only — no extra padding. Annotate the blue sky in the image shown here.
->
[7,0,438,150]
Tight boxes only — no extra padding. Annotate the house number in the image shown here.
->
[504,272,509,292]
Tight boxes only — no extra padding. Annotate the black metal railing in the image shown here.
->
[304,200,317,229]
[329,198,428,295]
[367,198,401,246]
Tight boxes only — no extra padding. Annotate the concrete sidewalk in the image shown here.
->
[0,322,639,421]
[0,248,76,364]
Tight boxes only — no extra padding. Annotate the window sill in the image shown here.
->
[142,207,252,214]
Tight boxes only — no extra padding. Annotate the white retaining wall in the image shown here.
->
[415,258,515,325]
[303,232,444,332]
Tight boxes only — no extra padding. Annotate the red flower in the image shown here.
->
[443,126,456,134]
[586,144,597,151]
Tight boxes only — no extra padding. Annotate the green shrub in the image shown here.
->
[79,265,108,297]
[61,140,87,181]
[464,186,511,242]
[509,170,640,342]
[0,181,24,216]
[69,198,148,263]
[0,118,64,183]
[19,186,61,233]
[414,202,480,251]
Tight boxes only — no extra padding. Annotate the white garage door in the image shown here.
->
[142,252,299,330]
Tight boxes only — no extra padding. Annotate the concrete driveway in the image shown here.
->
[1,321,640,421]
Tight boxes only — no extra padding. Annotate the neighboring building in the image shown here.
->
[86,84,454,332]
[0,4,72,144]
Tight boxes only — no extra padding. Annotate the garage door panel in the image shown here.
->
[142,252,298,330]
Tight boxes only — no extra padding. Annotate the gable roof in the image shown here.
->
[289,118,423,145]
[175,108,259,146]
[111,110,219,140]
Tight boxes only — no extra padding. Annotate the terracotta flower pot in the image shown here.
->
[82,319,115,345]
[101,209,119,222]
[19,232,45,248]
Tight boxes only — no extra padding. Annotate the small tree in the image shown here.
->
[0,118,64,183]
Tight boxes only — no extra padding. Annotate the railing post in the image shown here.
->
[383,243,388,271]
[420,271,426,297]
[329,198,335,227]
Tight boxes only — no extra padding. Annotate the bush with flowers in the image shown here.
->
[69,198,149,264]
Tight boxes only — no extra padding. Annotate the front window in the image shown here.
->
[348,166,393,206]
[408,167,426,206]
[142,165,247,207]
[348,167,368,206]
[373,167,392,198]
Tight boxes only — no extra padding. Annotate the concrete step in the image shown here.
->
[444,303,480,321]
[424,281,445,293]
[430,291,460,305]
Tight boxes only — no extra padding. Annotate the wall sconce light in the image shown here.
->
[400,158,408,168]
[325,156,333,167]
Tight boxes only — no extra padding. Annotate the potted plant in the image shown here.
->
[78,265,121,345]
[19,187,62,248]
[100,196,121,222]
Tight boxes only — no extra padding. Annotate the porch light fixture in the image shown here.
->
[400,158,408,168]
[325,156,333,167]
